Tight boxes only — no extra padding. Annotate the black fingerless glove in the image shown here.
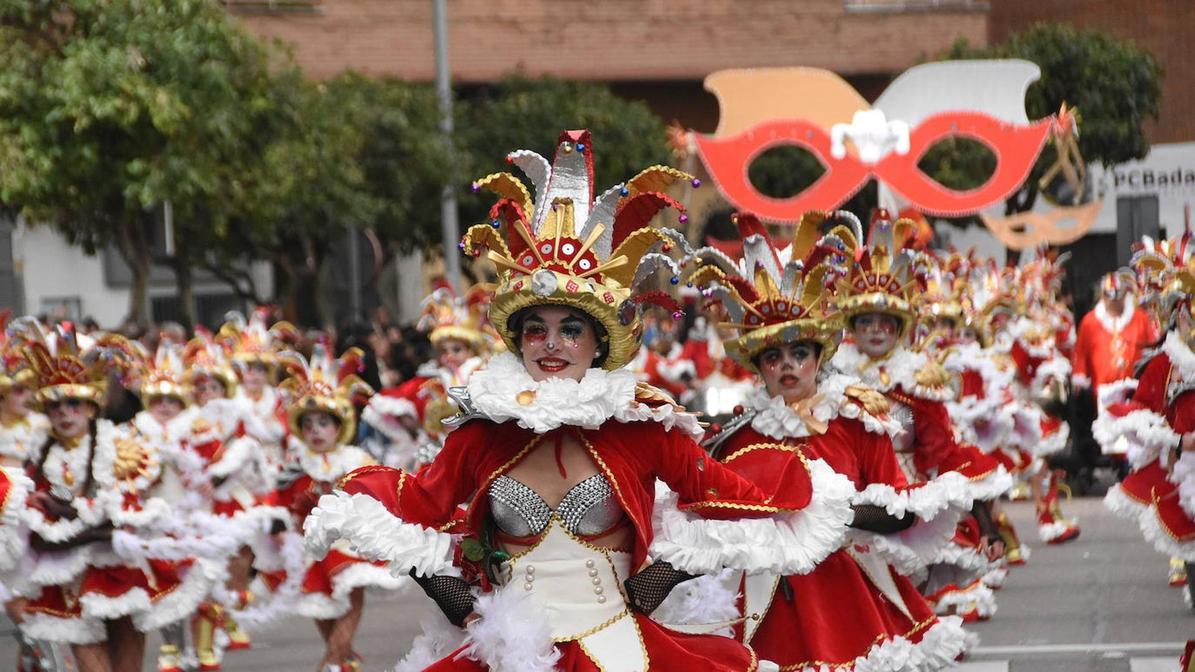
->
[409,569,476,627]
[849,504,916,534]
[623,561,695,615]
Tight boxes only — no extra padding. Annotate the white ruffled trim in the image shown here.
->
[649,458,854,576]
[362,401,420,444]
[1162,331,1195,380]
[0,413,49,462]
[366,394,420,422]
[1094,300,1135,334]
[296,561,405,619]
[304,491,457,579]
[963,464,1014,502]
[207,435,258,479]
[847,505,964,577]
[852,471,973,521]
[745,374,900,441]
[134,559,221,631]
[1037,519,1077,542]
[933,541,999,575]
[467,351,704,438]
[1097,379,1139,409]
[1106,484,1195,562]
[830,344,954,402]
[933,581,997,619]
[797,614,969,672]
[947,395,1012,454]
[29,547,93,586]
[20,611,106,644]
[1171,451,1195,519]
[1093,409,1180,469]
[230,532,307,628]
[459,586,561,672]
[79,585,152,621]
[1071,373,1092,388]
[1033,423,1069,458]
[394,611,468,672]
[1030,355,1072,396]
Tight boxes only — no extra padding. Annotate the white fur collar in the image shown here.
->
[830,343,945,400]
[236,386,280,419]
[133,408,197,446]
[1094,299,1136,334]
[295,443,373,483]
[466,352,700,436]
[746,373,898,440]
[0,412,49,461]
[1163,330,1195,381]
[417,357,485,389]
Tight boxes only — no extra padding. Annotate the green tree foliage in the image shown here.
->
[0,0,288,325]
[934,23,1162,214]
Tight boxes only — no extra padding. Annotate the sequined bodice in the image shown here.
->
[488,473,624,537]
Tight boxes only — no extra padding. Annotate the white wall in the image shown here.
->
[14,221,274,328]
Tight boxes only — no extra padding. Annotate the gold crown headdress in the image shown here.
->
[833,210,926,336]
[9,321,123,407]
[418,285,492,353]
[183,332,237,399]
[0,311,37,394]
[461,129,695,371]
[218,308,299,370]
[685,211,850,370]
[278,345,373,445]
[1130,232,1194,328]
[137,341,190,404]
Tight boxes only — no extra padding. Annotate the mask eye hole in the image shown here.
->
[748,144,826,199]
[916,137,997,191]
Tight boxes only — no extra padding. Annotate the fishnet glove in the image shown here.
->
[409,569,475,627]
[849,504,916,534]
[623,561,695,615]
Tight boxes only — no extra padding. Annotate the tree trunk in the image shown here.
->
[172,258,197,330]
[116,214,151,326]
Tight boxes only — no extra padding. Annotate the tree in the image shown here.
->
[929,23,1162,217]
[0,0,290,326]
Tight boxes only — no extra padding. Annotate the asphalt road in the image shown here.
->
[2,494,1191,671]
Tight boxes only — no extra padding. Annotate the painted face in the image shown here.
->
[958,326,981,345]
[148,395,184,424]
[437,338,474,370]
[2,385,33,418]
[192,376,226,406]
[518,306,600,383]
[758,341,820,403]
[241,362,269,396]
[46,398,96,440]
[300,411,340,453]
[851,312,902,359]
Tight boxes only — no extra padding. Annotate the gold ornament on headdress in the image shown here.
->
[218,308,299,371]
[278,346,374,446]
[461,129,695,371]
[685,211,850,371]
[832,210,925,336]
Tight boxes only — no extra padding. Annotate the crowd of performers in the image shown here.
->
[0,128,1188,672]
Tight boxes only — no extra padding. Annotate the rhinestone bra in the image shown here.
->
[488,473,624,537]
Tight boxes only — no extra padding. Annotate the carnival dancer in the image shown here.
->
[827,212,1012,623]
[1006,257,1081,545]
[689,211,971,670]
[304,131,857,672]
[271,346,403,672]
[362,285,493,470]
[220,309,298,486]
[0,316,53,670]
[681,298,756,418]
[1098,234,1195,609]
[17,328,206,672]
[180,334,278,667]
[629,311,697,404]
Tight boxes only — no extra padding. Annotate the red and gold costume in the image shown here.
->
[687,211,971,670]
[304,131,855,671]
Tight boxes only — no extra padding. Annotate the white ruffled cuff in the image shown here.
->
[847,505,963,576]
[207,436,259,479]
[303,491,457,579]
[23,491,114,543]
[1093,409,1180,469]
[649,458,855,576]
[1170,450,1195,519]
[613,403,704,440]
[964,465,1014,502]
[852,471,973,521]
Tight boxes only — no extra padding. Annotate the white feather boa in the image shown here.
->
[458,587,561,672]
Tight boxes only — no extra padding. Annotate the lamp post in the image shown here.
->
[433,0,460,293]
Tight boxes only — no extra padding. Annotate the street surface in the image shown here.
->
[1,495,1191,671]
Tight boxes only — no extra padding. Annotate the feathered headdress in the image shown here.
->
[11,321,114,407]
[278,346,373,445]
[418,284,493,353]
[833,209,926,335]
[1130,232,1194,331]
[0,311,36,394]
[137,341,190,405]
[685,211,850,370]
[183,331,237,399]
[218,308,299,370]
[460,129,695,371]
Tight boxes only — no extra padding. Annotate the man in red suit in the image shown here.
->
[1072,272,1159,396]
